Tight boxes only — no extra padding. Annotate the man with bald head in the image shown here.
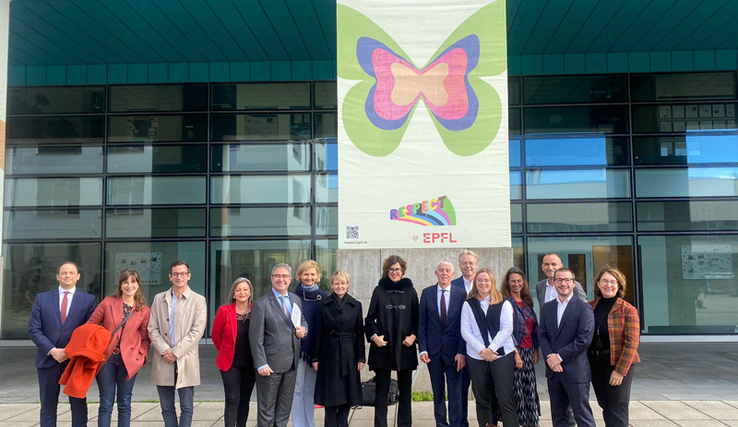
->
[419,261,468,427]
[536,253,587,313]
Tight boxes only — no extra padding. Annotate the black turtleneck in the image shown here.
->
[593,296,618,350]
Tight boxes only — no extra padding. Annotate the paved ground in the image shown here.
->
[1,342,737,426]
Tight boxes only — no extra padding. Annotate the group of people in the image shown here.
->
[28,251,641,427]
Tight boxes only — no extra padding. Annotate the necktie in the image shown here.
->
[61,291,70,324]
[281,296,291,318]
[440,289,447,325]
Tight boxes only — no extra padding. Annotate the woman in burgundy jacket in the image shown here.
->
[86,268,151,427]
[212,277,256,427]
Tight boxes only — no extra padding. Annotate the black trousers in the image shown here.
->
[39,362,87,427]
[589,355,634,427]
[373,368,413,427]
[467,355,518,427]
[324,404,351,427]
[220,365,256,427]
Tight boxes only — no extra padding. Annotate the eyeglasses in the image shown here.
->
[599,279,618,286]
[272,274,291,280]
[554,278,574,283]
[388,268,403,273]
[170,272,190,278]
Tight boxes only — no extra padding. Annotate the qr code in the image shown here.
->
[345,225,361,240]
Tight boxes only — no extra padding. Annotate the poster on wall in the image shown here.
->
[337,0,510,249]
[115,252,163,285]
[681,244,733,280]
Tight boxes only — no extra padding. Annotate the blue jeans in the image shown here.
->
[157,366,195,427]
[97,353,138,427]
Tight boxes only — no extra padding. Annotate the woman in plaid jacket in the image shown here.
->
[588,267,640,427]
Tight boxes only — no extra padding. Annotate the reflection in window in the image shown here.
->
[211,207,312,237]
[527,202,632,233]
[109,84,207,112]
[316,206,338,235]
[108,115,207,142]
[631,73,736,102]
[108,145,207,173]
[509,138,521,167]
[314,82,337,109]
[106,208,206,238]
[526,169,630,199]
[7,146,103,175]
[315,173,337,203]
[7,117,105,143]
[211,143,310,172]
[212,114,312,141]
[632,104,737,134]
[107,176,206,205]
[510,172,522,200]
[1,242,101,338]
[6,177,103,207]
[4,209,102,239]
[211,175,312,204]
[523,75,627,104]
[525,136,628,166]
[639,235,738,334]
[637,201,738,232]
[524,106,629,135]
[212,83,311,110]
[636,167,738,198]
[511,203,523,234]
[509,108,521,136]
[634,134,738,165]
[512,237,524,270]
[314,140,337,171]
[315,113,336,139]
[8,86,105,114]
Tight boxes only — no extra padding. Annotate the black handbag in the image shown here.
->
[361,375,399,406]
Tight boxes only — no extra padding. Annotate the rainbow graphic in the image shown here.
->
[389,196,457,226]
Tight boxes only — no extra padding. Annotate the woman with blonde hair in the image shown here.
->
[461,268,519,427]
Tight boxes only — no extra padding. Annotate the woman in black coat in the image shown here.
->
[365,255,419,427]
[311,270,365,427]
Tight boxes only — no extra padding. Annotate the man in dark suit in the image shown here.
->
[419,261,468,427]
[539,268,596,427]
[28,261,96,427]
[535,253,587,313]
[250,263,308,427]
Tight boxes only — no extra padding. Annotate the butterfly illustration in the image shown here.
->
[338,1,507,157]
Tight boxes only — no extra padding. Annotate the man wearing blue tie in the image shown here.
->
[28,261,96,427]
[419,261,468,427]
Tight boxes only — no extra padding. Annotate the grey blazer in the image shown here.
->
[535,279,587,314]
[249,290,307,373]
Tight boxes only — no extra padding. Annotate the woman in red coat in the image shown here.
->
[86,268,151,427]
[212,277,255,427]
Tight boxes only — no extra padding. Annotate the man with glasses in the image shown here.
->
[149,261,207,427]
[539,268,596,427]
[250,263,308,427]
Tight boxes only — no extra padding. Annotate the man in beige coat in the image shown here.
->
[148,260,207,427]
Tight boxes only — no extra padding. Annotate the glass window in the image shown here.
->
[316,239,337,289]
[104,241,206,305]
[525,136,629,166]
[316,206,337,236]
[6,177,103,207]
[315,173,337,203]
[107,176,206,205]
[6,146,103,175]
[512,237,524,270]
[4,209,102,239]
[8,86,105,115]
[527,202,633,233]
[211,143,311,172]
[509,108,521,136]
[631,73,736,102]
[211,113,312,141]
[639,235,738,334]
[211,175,312,204]
[1,242,101,339]
[209,240,312,320]
[637,201,738,232]
[211,207,312,237]
[509,138,521,168]
[523,75,627,104]
[511,203,523,234]
[314,141,337,172]
[314,82,337,110]
[633,134,738,165]
[315,113,336,139]
[632,104,737,133]
[526,169,630,199]
[636,167,738,198]
[109,84,207,112]
[510,171,522,200]
[106,208,206,238]
[108,115,207,143]
[108,145,207,173]
[524,106,628,135]
[212,83,311,110]
[7,116,105,144]
[508,77,521,106]
[528,236,635,311]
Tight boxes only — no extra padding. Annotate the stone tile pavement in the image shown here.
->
[3,399,738,427]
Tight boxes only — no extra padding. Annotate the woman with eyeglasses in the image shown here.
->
[588,267,640,427]
[292,260,328,427]
[461,268,519,427]
[212,277,256,427]
[500,267,540,427]
[365,255,419,427]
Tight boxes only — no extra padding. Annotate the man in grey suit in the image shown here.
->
[250,263,308,427]
[535,253,587,427]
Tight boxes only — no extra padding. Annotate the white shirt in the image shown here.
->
[58,286,76,318]
[463,277,473,295]
[556,293,574,327]
[437,284,451,317]
[461,297,515,360]
[544,280,558,304]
